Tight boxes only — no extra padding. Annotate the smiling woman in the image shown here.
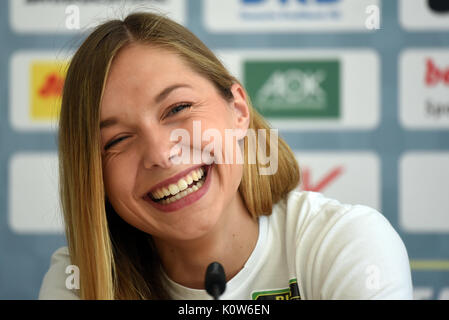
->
[38,12,413,300]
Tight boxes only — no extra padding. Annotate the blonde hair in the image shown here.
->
[59,12,300,300]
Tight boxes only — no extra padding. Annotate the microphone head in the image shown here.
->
[205,262,226,299]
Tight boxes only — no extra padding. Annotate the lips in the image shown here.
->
[146,164,204,193]
[148,165,208,203]
[143,163,213,212]
[144,164,210,201]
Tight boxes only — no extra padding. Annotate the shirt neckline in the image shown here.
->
[161,215,269,300]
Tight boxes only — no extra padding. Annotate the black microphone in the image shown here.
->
[205,262,226,300]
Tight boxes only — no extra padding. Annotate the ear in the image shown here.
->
[230,83,250,140]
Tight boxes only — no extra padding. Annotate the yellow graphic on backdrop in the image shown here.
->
[411,260,449,271]
[30,61,67,121]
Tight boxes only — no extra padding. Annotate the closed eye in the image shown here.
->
[104,135,129,151]
[104,103,191,151]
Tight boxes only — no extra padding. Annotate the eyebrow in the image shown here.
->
[100,83,192,130]
[154,83,192,103]
[100,117,118,130]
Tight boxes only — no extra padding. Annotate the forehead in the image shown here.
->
[104,44,195,89]
[100,44,207,114]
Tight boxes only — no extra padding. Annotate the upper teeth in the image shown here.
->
[151,167,205,200]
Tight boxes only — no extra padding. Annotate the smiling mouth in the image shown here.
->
[147,165,209,205]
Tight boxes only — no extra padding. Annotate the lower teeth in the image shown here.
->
[158,174,206,205]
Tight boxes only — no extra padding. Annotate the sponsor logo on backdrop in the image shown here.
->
[400,50,449,129]
[239,0,342,22]
[205,0,380,32]
[30,61,66,121]
[217,49,379,130]
[10,52,70,131]
[425,58,449,87]
[295,152,380,210]
[424,58,449,120]
[301,165,344,192]
[400,0,449,30]
[10,0,186,33]
[244,60,340,119]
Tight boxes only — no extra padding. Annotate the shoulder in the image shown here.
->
[38,246,81,300]
[273,191,413,299]
[276,190,401,245]
[274,190,358,236]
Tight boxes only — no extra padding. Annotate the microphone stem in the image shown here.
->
[212,286,220,300]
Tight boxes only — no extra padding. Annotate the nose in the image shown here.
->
[141,128,180,170]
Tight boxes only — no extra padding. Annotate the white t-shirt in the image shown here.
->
[38,191,413,300]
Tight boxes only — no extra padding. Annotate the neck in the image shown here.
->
[153,193,259,289]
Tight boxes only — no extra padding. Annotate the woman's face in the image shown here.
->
[100,44,250,242]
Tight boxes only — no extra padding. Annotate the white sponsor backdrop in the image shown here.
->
[1,0,449,300]
[8,153,62,234]
[10,0,186,33]
[399,0,449,31]
[399,152,449,233]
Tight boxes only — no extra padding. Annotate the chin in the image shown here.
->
[166,209,222,242]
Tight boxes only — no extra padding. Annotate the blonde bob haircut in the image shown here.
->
[59,12,300,300]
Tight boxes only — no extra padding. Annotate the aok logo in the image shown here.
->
[244,60,340,119]
[425,58,449,87]
[30,61,67,121]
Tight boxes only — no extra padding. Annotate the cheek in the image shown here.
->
[103,157,137,201]
[230,163,244,188]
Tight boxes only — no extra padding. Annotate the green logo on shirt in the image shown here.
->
[252,278,301,300]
